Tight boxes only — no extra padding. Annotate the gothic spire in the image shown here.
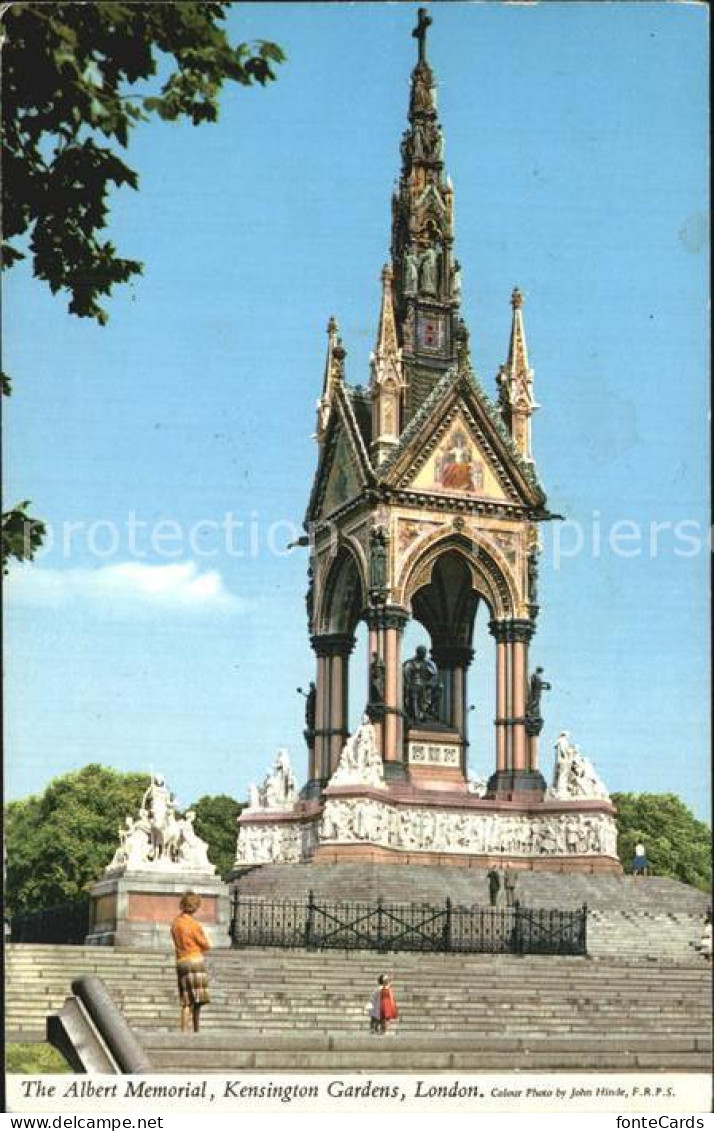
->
[316,315,345,447]
[370,264,404,466]
[388,7,461,424]
[496,288,537,461]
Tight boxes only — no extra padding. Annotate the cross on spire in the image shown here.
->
[412,8,432,64]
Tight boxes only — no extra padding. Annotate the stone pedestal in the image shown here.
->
[86,871,231,950]
[405,727,466,792]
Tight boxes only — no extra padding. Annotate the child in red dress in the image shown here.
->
[378,973,398,1035]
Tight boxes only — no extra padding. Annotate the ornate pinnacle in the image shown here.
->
[511,287,523,311]
[375,263,400,364]
[412,8,432,64]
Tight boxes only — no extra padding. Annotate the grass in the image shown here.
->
[5,1043,72,1074]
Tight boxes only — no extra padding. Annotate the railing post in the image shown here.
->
[513,899,523,956]
[377,898,383,952]
[304,889,315,949]
[229,889,239,947]
[581,902,588,956]
[444,897,453,953]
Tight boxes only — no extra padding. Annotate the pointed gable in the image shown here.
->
[306,386,374,523]
[379,368,546,509]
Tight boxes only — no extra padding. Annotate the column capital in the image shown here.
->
[489,617,535,644]
[363,605,409,632]
[310,632,355,658]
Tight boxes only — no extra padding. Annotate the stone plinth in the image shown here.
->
[86,872,231,950]
[405,727,467,792]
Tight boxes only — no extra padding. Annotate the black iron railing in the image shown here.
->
[229,891,588,957]
[10,900,90,945]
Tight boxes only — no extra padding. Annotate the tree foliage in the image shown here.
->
[1,2,284,565]
[612,792,711,891]
[192,793,243,879]
[4,764,149,915]
[2,500,47,574]
[2,2,284,323]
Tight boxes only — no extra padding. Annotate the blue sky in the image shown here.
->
[4,2,710,821]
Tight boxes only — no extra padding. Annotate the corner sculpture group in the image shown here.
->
[106,774,215,875]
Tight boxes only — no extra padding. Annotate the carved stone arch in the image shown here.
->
[397,530,517,620]
[316,542,367,636]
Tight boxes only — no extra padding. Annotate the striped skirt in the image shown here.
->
[176,957,210,1007]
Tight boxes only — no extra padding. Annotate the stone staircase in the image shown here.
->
[232,869,710,961]
[6,943,712,1072]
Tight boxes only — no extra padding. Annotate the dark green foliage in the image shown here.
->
[612,792,712,891]
[1,500,47,573]
[192,793,244,879]
[4,764,150,915]
[2,2,285,322]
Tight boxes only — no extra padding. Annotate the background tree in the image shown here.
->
[1,500,47,574]
[612,792,711,891]
[4,764,149,915]
[192,793,244,879]
[1,2,284,565]
[2,1,284,323]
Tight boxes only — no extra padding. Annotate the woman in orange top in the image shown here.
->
[378,973,399,1035]
[171,892,211,1032]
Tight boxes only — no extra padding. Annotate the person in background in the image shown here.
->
[378,973,399,1036]
[488,867,501,907]
[368,980,382,1034]
[171,891,211,1032]
[632,841,649,877]
[503,866,517,908]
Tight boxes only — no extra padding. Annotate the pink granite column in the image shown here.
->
[495,636,508,772]
[380,607,408,773]
[311,633,354,783]
[312,654,327,781]
[511,638,528,771]
[366,612,385,756]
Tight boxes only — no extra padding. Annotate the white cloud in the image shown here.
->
[5,560,245,616]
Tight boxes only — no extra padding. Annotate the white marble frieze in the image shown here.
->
[234,819,319,867]
[319,797,618,859]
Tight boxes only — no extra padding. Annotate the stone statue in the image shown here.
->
[420,243,440,295]
[450,260,462,300]
[247,748,298,811]
[305,565,315,629]
[141,773,180,862]
[551,732,610,801]
[411,66,434,113]
[369,525,388,596]
[175,810,212,870]
[369,652,386,705]
[329,717,385,790]
[527,547,540,606]
[467,777,487,798]
[411,122,425,160]
[104,773,215,875]
[298,683,316,731]
[525,667,551,735]
[403,247,419,296]
[403,645,442,724]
